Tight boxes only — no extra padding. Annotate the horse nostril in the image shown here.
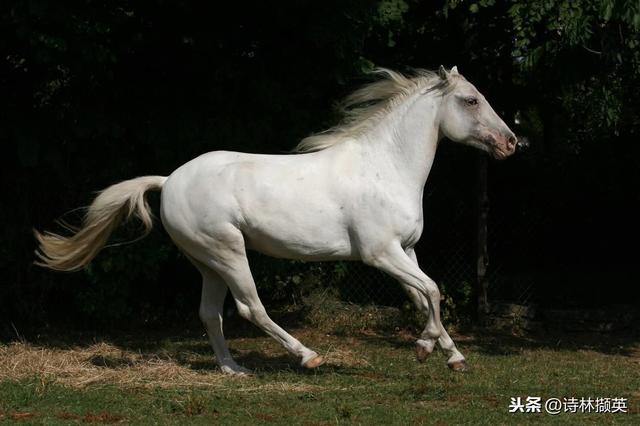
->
[507,135,517,148]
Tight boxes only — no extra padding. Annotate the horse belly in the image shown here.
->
[241,211,355,261]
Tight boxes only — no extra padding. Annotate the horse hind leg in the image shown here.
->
[194,227,324,369]
[194,262,252,375]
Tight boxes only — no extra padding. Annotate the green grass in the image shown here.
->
[1,318,638,425]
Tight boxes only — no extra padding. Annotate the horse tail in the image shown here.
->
[34,175,167,272]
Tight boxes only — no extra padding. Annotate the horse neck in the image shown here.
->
[359,92,441,191]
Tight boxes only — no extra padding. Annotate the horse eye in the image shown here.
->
[465,97,478,106]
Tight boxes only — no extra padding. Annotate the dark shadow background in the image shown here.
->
[1,1,639,336]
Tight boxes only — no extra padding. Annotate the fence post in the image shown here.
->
[476,153,490,319]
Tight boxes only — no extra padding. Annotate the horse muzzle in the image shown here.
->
[483,132,517,160]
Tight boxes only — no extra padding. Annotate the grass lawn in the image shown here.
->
[1,307,638,425]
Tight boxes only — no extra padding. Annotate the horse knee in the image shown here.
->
[235,301,252,321]
[248,306,269,324]
[234,301,269,325]
[424,322,441,339]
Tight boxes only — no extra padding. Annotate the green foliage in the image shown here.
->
[440,280,474,327]
[376,0,409,47]
[440,0,640,150]
[506,0,640,143]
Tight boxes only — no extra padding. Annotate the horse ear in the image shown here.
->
[438,65,449,80]
[450,66,459,75]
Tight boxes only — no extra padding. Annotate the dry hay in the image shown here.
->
[0,341,230,389]
[0,339,363,392]
[0,326,378,390]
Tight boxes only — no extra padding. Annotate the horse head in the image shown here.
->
[436,66,517,160]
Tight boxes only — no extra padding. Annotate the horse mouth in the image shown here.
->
[482,135,514,160]
[491,147,509,160]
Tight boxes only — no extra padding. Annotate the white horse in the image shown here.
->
[35,66,517,375]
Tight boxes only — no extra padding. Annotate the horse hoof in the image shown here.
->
[220,364,253,376]
[415,344,431,363]
[303,355,325,369]
[448,360,467,372]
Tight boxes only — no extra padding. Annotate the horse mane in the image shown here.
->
[294,68,458,153]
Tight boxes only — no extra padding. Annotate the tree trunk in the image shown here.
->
[476,153,490,319]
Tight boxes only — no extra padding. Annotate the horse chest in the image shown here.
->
[354,189,424,247]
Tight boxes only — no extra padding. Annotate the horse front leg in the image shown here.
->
[403,249,466,371]
[363,243,457,370]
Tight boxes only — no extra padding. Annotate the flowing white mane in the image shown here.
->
[294,68,455,152]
